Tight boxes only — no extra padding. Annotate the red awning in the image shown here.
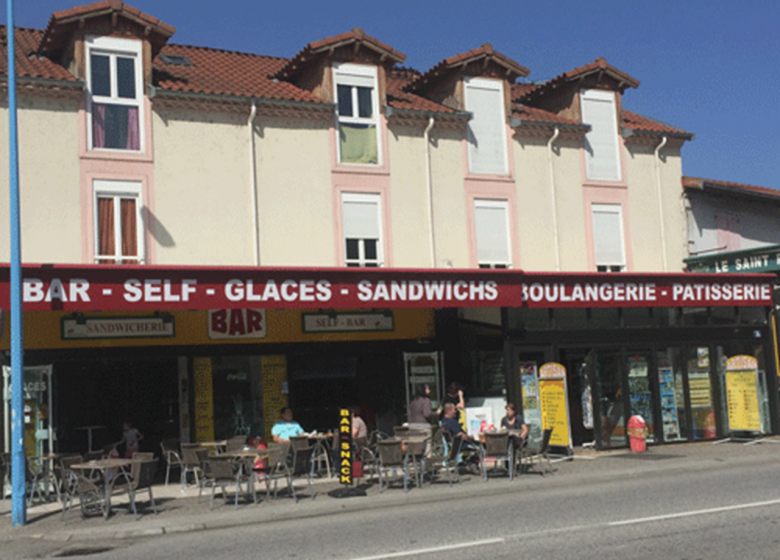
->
[0,264,773,312]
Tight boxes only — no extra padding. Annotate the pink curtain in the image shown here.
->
[93,104,106,149]
[97,197,114,264]
[120,199,138,263]
[126,107,140,150]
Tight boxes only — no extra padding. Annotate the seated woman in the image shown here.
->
[501,403,529,447]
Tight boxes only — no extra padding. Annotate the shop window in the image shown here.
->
[86,36,143,151]
[622,307,650,327]
[474,199,511,269]
[591,204,626,272]
[711,306,737,325]
[334,63,380,165]
[465,77,508,175]
[506,308,551,331]
[589,308,619,329]
[93,180,144,264]
[737,306,767,325]
[656,348,688,442]
[341,192,383,267]
[681,307,708,326]
[581,89,621,182]
[686,346,716,440]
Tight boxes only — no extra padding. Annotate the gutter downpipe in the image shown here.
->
[547,127,561,271]
[248,101,260,266]
[654,136,668,272]
[424,117,436,267]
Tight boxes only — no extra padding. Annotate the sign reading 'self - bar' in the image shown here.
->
[0,264,772,311]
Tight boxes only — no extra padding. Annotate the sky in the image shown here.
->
[6,0,780,188]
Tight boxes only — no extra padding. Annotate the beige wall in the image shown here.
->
[0,98,82,263]
[152,108,255,265]
[387,126,436,267]
[254,118,333,266]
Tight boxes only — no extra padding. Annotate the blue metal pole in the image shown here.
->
[6,0,26,527]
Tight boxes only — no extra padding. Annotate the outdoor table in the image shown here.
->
[75,425,106,453]
[69,457,133,519]
[198,440,228,454]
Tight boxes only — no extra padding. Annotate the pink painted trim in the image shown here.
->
[582,185,633,272]
[332,176,393,267]
[463,179,520,268]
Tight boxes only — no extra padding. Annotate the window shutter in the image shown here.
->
[465,79,508,175]
[342,194,380,239]
[592,204,625,266]
[474,200,510,265]
[581,90,621,182]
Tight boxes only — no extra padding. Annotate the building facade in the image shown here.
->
[0,2,775,454]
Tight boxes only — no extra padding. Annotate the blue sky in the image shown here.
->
[8,0,780,188]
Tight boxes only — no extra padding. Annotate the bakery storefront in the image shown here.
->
[1,265,776,456]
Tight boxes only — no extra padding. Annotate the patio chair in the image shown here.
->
[426,432,463,487]
[521,427,554,476]
[226,435,247,453]
[61,469,105,519]
[113,459,159,518]
[160,439,183,486]
[199,458,245,509]
[54,454,83,497]
[289,435,310,453]
[257,445,292,500]
[482,432,513,481]
[376,439,411,493]
[404,438,430,488]
[180,444,209,488]
[287,446,316,502]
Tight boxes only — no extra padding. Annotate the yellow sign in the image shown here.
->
[538,362,571,448]
[193,357,215,442]
[725,355,761,433]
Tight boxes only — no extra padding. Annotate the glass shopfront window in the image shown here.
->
[656,347,687,442]
[628,352,655,443]
[594,350,626,449]
[211,356,263,440]
[685,346,716,440]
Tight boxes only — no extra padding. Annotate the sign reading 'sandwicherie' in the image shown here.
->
[0,264,773,312]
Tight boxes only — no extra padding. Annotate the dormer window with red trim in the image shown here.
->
[86,36,143,152]
[334,63,381,165]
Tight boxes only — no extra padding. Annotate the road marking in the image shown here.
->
[348,537,505,560]
[609,498,780,526]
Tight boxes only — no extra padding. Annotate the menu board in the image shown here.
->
[688,369,712,408]
[658,365,681,441]
[539,362,571,449]
[520,362,542,440]
[725,355,761,433]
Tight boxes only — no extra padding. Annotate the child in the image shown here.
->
[119,420,144,458]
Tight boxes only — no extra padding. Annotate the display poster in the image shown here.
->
[725,355,761,433]
[519,362,542,440]
[538,362,571,448]
[464,406,494,439]
[657,361,681,441]
[688,363,716,439]
[688,369,713,408]
[628,356,653,436]
[193,357,215,442]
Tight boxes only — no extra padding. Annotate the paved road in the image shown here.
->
[18,444,779,560]
[3,442,780,559]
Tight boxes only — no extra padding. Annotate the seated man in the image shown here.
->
[271,407,305,443]
[440,403,481,472]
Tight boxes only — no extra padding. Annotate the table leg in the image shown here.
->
[102,468,111,519]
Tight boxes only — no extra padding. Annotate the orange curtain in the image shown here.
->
[120,198,137,264]
[97,197,114,264]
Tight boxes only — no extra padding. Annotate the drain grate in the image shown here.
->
[53,547,114,557]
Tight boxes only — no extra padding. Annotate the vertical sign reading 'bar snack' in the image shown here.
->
[339,408,352,485]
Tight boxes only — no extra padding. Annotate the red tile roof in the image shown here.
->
[153,44,325,103]
[407,44,529,94]
[683,177,780,199]
[511,104,582,126]
[274,27,405,81]
[0,26,78,82]
[385,67,458,114]
[518,57,639,104]
[622,110,692,138]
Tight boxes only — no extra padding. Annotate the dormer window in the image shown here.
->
[86,36,143,151]
[581,89,621,182]
[464,77,508,175]
[334,63,380,165]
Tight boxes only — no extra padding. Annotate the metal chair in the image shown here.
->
[113,459,159,519]
[482,432,513,481]
[257,445,291,500]
[226,435,247,453]
[287,446,316,502]
[61,469,105,519]
[180,444,209,488]
[426,432,463,487]
[160,439,183,486]
[376,439,411,493]
[199,458,248,509]
[521,427,554,476]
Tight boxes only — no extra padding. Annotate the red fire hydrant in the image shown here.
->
[627,415,647,452]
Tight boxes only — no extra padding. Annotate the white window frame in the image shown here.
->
[464,77,509,175]
[581,89,622,182]
[85,35,144,152]
[341,192,383,267]
[591,203,625,272]
[93,180,145,264]
[474,198,512,269]
[333,63,382,166]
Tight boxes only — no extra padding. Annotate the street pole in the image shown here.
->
[6,0,26,527]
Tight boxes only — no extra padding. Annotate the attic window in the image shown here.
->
[159,54,192,66]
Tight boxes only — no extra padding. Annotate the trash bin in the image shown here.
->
[627,415,647,452]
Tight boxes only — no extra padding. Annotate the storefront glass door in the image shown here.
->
[627,352,655,443]
[686,346,717,440]
[594,350,626,449]
[656,348,687,442]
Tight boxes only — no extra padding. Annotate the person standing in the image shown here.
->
[441,382,466,424]
[118,420,143,458]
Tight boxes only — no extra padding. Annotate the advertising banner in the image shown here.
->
[538,363,571,449]
[725,355,761,433]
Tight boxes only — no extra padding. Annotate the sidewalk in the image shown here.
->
[1,437,778,544]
